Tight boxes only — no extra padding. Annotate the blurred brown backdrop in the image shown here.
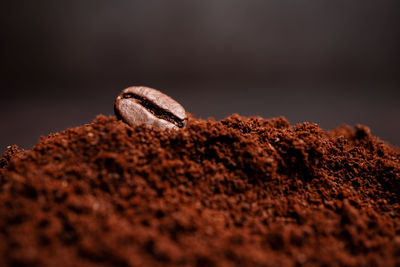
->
[1,0,399,152]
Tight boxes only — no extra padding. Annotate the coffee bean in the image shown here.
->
[114,86,188,130]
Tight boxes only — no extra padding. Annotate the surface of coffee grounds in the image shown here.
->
[1,115,400,266]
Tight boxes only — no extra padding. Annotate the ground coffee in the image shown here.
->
[0,114,399,266]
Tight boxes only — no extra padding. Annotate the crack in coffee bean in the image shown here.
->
[114,86,187,130]
[121,92,185,128]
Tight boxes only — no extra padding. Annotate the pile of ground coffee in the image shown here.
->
[1,115,399,266]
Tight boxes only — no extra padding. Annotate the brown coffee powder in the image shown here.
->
[1,115,399,266]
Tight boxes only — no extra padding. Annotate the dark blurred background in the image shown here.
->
[1,0,399,152]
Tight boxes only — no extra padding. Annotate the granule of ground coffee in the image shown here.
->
[0,114,399,266]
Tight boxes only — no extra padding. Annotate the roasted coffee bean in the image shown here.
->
[114,86,188,130]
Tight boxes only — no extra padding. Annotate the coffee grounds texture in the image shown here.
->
[1,115,399,266]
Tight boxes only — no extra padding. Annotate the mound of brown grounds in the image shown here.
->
[1,115,400,266]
